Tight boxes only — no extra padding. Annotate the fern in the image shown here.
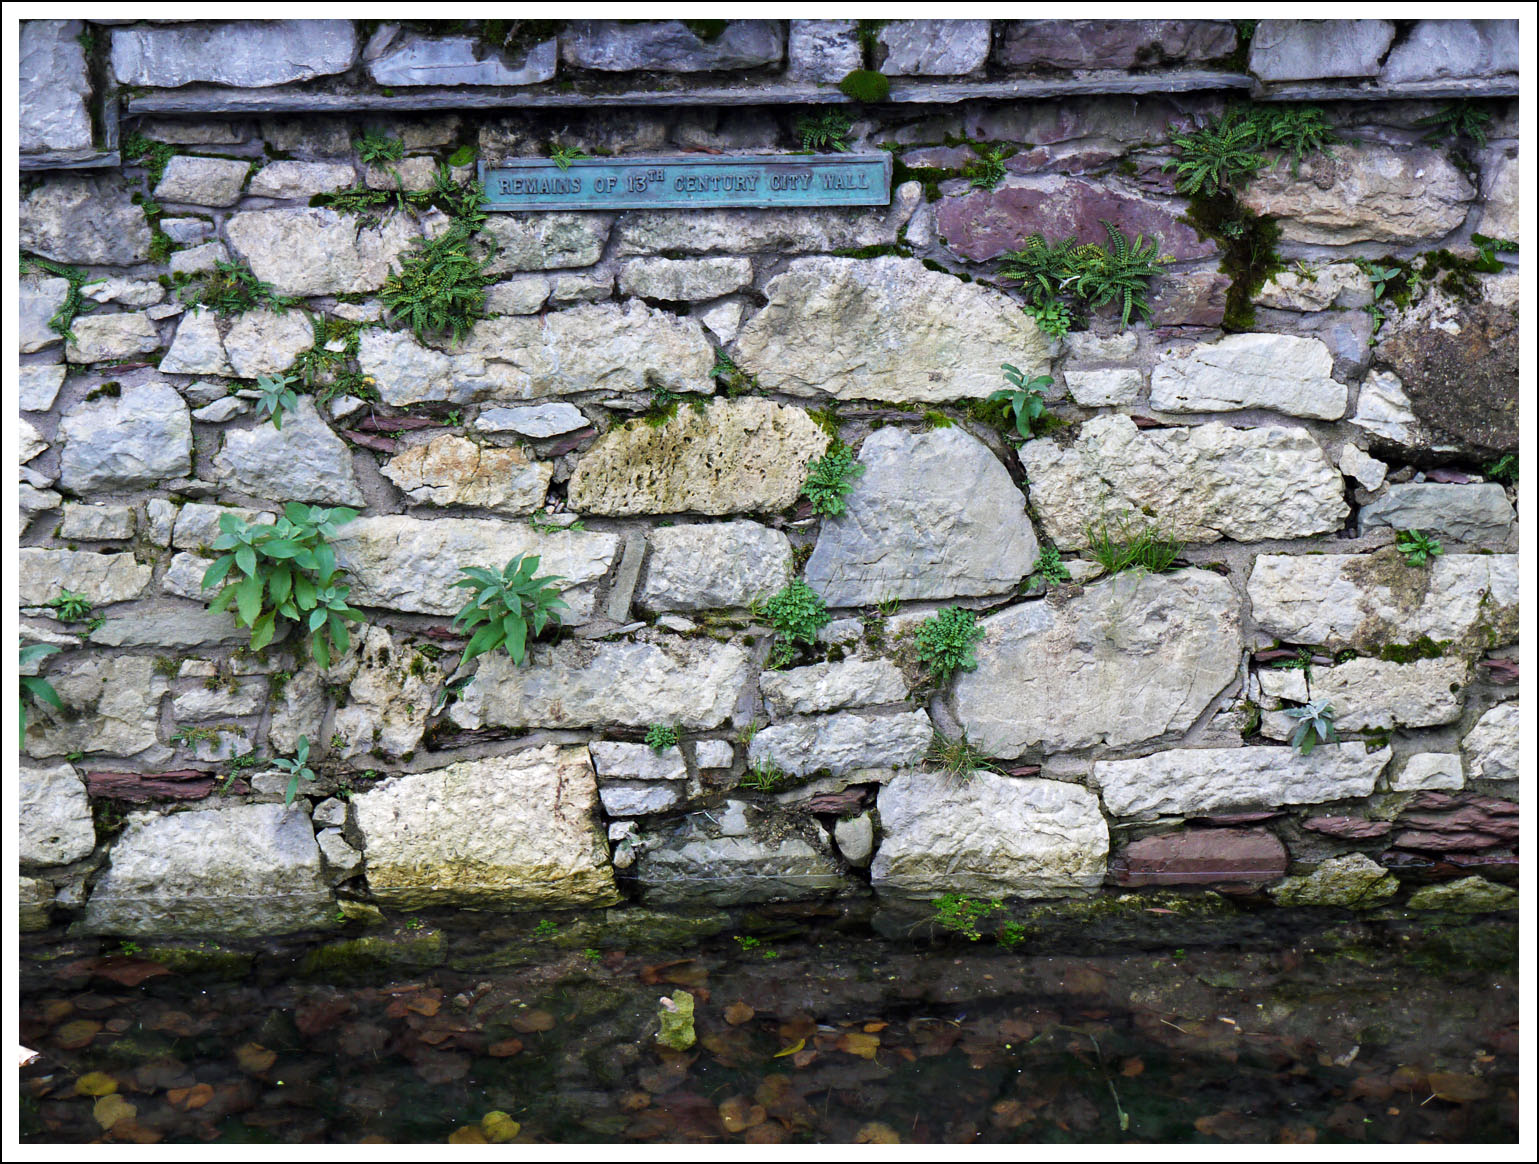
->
[379,221,490,344]
[1162,109,1267,196]
[797,111,852,153]
[1002,223,1168,331]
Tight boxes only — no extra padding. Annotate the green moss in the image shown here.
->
[301,927,446,977]
[830,242,913,259]
[136,942,253,980]
[839,69,890,104]
[1181,190,1284,331]
[1378,635,1451,664]
[682,19,728,43]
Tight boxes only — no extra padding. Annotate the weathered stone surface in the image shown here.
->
[172,502,272,550]
[481,214,612,273]
[225,209,420,297]
[637,521,792,613]
[735,257,1053,403]
[19,419,48,465]
[19,486,61,535]
[1148,271,1231,328]
[382,434,552,514]
[363,155,441,192]
[1024,416,1347,547]
[167,240,230,277]
[1352,369,1423,447]
[569,398,829,517]
[1374,288,1518,454]
[696,740,735,770]
[327,626,445,760]
[1097,744,1390,817]
[111,20,357,87]
[24,655,167,760]
[19,877,52,932]
[952,571,1239,757]
[996,20,1236,70]
[59,503,135,541]
[20,761,95,868]
[153,156,251,207]
[247,161,357,200]
[58,381,191,492]
[20,176,153,265]
[89,606,248,649]
[614,183,920,256]
[20,20,92,154]
[267,665,326,755]
[359,303,715,405]
[20,277,68,353]
[1358,483,1514,544]
[333,516,619,617]
[1392,753,1464,793]
[1259,657,1467,732]
[368,32,557,86]
[1394,792,1517,851]
[213,398,365,506]
[172,678,268,720]
[759,659,909,719]
[561,20,783,71]
[1381,20,1518,82]
[700,301,743,342]
[1151,334,1348,420]
[1338,443,1387,491]
[635,802,846,906]
[1303,815,1392,839]
[619,257,753,301]
[160,307,233,376]
[161,552,215,601]
[1064,368,1141,407]
[1462,703,1517,782]
[1249,20,1394,81]
[354,746,619,910]
[548,271,613,304]
[872,772,1108,900]
[316,829,362,878]
[19,549,150,607]
[878,20,990,75]
[599,782,684,818]
[805,426,1038,605]
[451,638,752,732]
[747,710,932,778]
[834,813,875,867]
[1255,263,1374,311]
[1475,150,1519,242]
[83,803,335,937]
[1269,853,1398,910]
[1406,876,1517,913]
[192,398,249,423]
[474,403,588,437]
[589,742,687,782]
[222,310,316,379]
[64,313,160,365]
[939,175,1213,264]
[485,275,551,315]
[787,20,861,82]
[1239,146,1473,245]
[1247,550,1519,650]
[1115,828,1287,887]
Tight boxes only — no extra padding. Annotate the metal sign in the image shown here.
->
[478,153,892,212]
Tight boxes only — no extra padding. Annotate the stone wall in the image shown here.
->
[18,19,1521,937]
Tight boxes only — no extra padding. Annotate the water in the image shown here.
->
[18,903,1519,1144]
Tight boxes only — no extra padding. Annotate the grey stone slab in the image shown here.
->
[19,20,92,155]
[111,20,358,88]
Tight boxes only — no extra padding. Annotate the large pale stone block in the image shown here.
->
[1096,744,1391,817]
[747,710,932,778]
[637,521,792,612]
[1150,334,1348,420]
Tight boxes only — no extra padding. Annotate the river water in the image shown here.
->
[17,899,1519,1144]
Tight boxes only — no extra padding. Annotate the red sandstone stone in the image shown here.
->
[1114,827,1287,887]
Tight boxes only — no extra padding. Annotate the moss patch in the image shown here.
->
[1181,190,1283,331]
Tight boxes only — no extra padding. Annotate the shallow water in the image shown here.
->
[18,904,1519,1144]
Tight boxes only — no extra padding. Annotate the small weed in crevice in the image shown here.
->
[796,110,852,153]
[801,442,865,517]
[759,580,830,669]
[1084,514,1185,576]
[914,607,986,684]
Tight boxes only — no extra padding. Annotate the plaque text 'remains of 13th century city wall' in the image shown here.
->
[479,154,893,212]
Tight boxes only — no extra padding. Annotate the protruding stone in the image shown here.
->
[569,398,829,517]
[368,32,557,86]
[1352,369,1423,447]
[1269,853,1398,910]
[154,156,251,208]
[637,521,793,613]
[1095,744,1391,817]
[159,307,233,376]
[20,176,153,265]
[450,638,752,732]
[1024,415,1347,547]
[877,20,991,75]
[20,277,68,353]
[248,161,357,200]
[1115,828,1288,887]
[805,426,1039,605]
[19,877,52,932]
[58,381,191,493]
[58,503,135,541]
[952,570,1240,757]
[485,275,551,315]
[1255,263,1374,311]
[19,20,92,155]
[759,659,909,719]
[83,803,335,937]
[1357,483,1514,544]
[1150,334,1348,420]
[1258,657,1467,732]
[1392,753,1464,793]
[20,762,96,868]
[871,771,1109,900]
[1380,20,1518,82]
[787,20,861,82]
[225,209,420,297]
[332,515,619,618]
[996,20,1237,70]
[589,742,687,782]
[64,313,160,365]
[1462,703,1517,782]
[474,403,588,437]
[560,20,784,71]
[222,310,316,379]
[352,747,619,909]
[481,214,612,273]
[19,549,150,608]
[734,256,1054,403]
[1337,443,1387,491]
[747,710,932,778]
[326,626,445,760]
[110,20,358,88]
[213,398,365,507]
[619,257,754,300]
[382,434,552,515]
[1247,550,1518,650]
[1406,876,1517,913]
[695,740,735,770]
[1065,368,1141,407]
[1248,20,1395,81]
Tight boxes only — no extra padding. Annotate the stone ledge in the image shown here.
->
[1251,77,1518,102]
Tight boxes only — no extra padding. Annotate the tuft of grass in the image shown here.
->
[1084,514,1184,576]
[925,728,997,778]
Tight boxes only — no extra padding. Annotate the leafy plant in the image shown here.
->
[1395,528,1443,568]
[121,131,176,185]
[532,919,559,939]
[548,142,588,171]
[21,255,96,341]
[380,210,492,344]
[1084,514,1184,576]
[1354,259,1402,304]
[999,222,1169,332]
[1246,103,1337,175]
[1031,544,1071,588]
[269,735,316,807]
[1028,300,1072,339]
[1284,700,1338,756]
[1162,109,1267,197]
[254,372,300,430]
[739,758,789,792]
[709,349,760,396]
[797,111,852,153]
[760,580,830,668]
[20,644,63,748]
[45,590,94,623]
[931,894,1001,941]
[801,443,866,517]
[925,728,995,778]
[914,607,986,683]
[645,723,679,752]
[177,260,297,317]
[1484,453,1518,485]
[987,363,1052,440]
[965,146,1009,190]
[450,555,569,671]
[354,128,405,166]
[1415,101,1491,148]
[201,503,364,668]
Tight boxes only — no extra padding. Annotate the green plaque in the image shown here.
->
[479,153,892,211]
